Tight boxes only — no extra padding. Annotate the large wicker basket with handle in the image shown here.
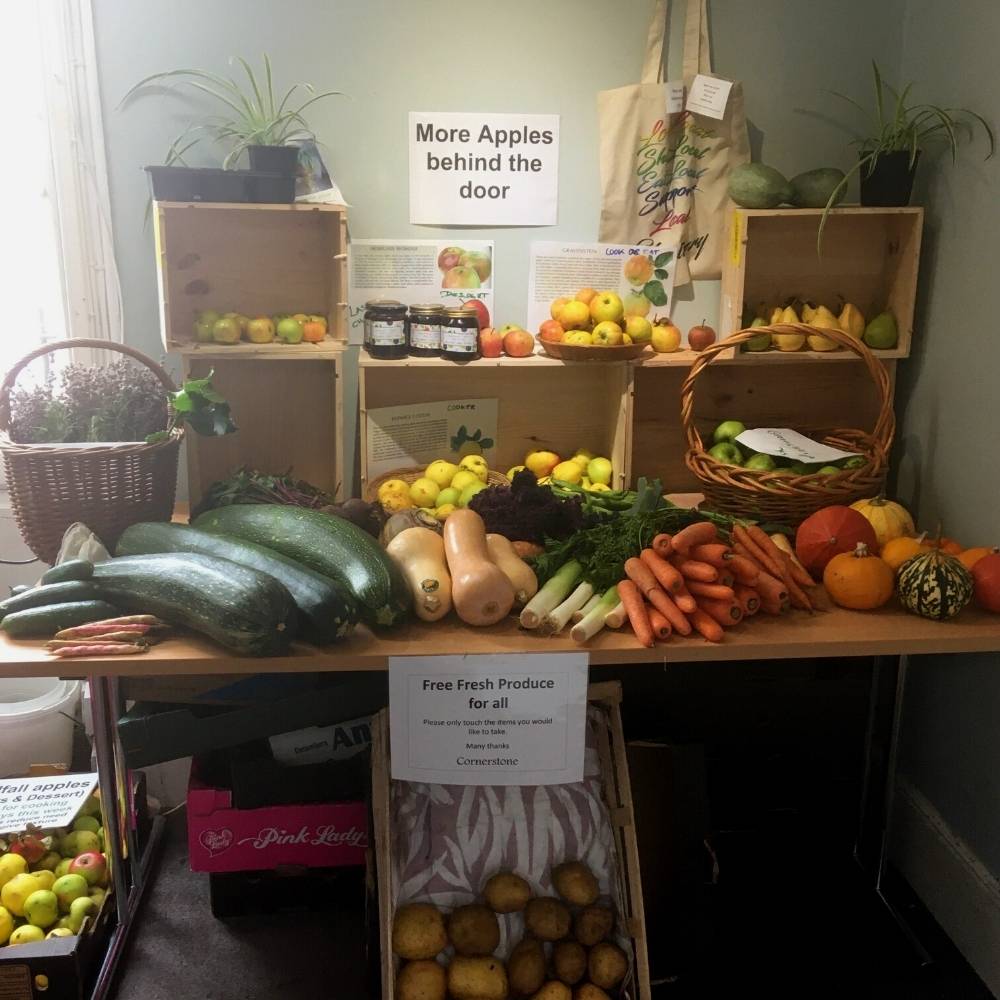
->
[0,339,183,564]
[681,323,894,524]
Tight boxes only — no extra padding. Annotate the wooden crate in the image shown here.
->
[154,201,348,351]
[371,681,650,1000]
[359,351,633,492]
[182,350,344,506]
[720,207,923,357]
[631,359,895,492]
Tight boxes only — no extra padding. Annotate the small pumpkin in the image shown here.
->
[849,496,915,548]
[958,546,999,571]
[795,505,879,578]
[823,543,895,610]
[881,532,929,572]
[897,548,973,621]
[930,536,963,556]
[971,553,1000,613]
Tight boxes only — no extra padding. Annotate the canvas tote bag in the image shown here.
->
[597,0,749,283]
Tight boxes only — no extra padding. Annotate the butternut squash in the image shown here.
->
[486,534,538,606]
[443,509,515,626]
[385,527,452,622]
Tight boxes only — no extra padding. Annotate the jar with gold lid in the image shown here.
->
[440,305,480,361]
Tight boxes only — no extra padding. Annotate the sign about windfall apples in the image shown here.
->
[0,773,98,835]
[408,112,560,225]
[389,653,588,786]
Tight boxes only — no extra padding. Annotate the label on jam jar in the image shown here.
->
[371,320,405,346]
[410,323,440,350]
[441,327,477,353]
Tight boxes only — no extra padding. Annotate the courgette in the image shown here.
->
[116,523,357,644]
[0,581,102,617]
[193,504,411,627]
[8,585,30,597]
[92,553,297,656]
[1,601,120,638]
[40,559,94,585]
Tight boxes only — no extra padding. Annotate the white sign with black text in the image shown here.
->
[389,653,588,786]
[408,112,560,225]
[0,773,98,835]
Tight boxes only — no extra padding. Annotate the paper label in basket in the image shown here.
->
[389,653,588,786]
[735,428,860,465]
[0,773,98,835]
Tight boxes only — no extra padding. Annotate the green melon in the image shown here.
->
[728,163,793,209]
[789,167,847,208]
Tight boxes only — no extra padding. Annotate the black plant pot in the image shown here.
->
[859,150,920,207]
[247,144,300,175]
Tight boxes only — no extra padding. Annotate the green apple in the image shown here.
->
[708,442,743,466]
[816,465,841,475]
[9,924,45,945]
[72,816,100,835]
[276,317,304,344]
[713,420,746,444]
[840,455,866,469]
[66,896,98,934]
[211,316,241,344]
[54,859,73,880]
[24,889,59,929]
[586,457,613,486]
[435,487,460,507]
[61,831,100,859]
[458,481,487,507]
[194,318,215,343]
[743,453,776,472]
[88,887,107,909]
[78,795,102,819]
[46,927,74,939]
[34,851,62,873]
[53,874,89,913]
[785,462,810,475]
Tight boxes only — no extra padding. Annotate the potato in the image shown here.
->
[397,959,446,1000]
[573,905,614,947]
[524,897,571,941]
[483,871,532,913]
[588,942,628,990]
[530,983,571,1000]
[551,861,599,907]
[393,903,447,960]
[447,956,508,1000]
[573,985,611,1000]
[448,903,500,957]
[552,941,587,985]
[508,937,546,996]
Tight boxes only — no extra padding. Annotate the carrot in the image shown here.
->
[777,552,813,611]
[673,581,697,614]
[696,597,743,627]
[50,643,147,657]
[652,533,673,557]
[733,525,784,578]
[674,559,718,583]
[686,581,736,601]
[687,607,724,642]
[769,533,816,588]
[624,557,659,598]
[690,543,733,568]
[749,526,804,582]
[647,607,672,641]
[639,548,683,594]
[754,571,788,606]
[728,553,761,585]
[717,570,736,589]
[646,587,693,635]
[759,595,788,615]
[55,622,151,639]
[617,580,654,648]
[734,585,761,616]
[671,521,718,556]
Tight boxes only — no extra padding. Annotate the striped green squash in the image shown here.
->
[897,549,973,620]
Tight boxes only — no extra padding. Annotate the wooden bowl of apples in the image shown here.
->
[538,340,652,362]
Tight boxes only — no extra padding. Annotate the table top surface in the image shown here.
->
[2,604,999,679]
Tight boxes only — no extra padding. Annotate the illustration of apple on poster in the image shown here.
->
[348,239,495,345]
[526,240,679,348]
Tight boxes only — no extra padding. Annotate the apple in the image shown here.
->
[624,315,652,344]
[246,316,275,344]
[587,457,613,486]
[437,246,464,272]
[651,322,681,353]
[47,928,74,939]
[88,887,107,909]
[193,317,215,343]
[458,250,491,283]
[713,420,746,444]
[550,296,570,320]
[224,311,248,335]
[590,291,624,325]
[498,323,523,334]
[302,320,326,342]
[442,265,481,289]
[60,831,100,859]
[688,322,717,352]
[708,442,744,466]
[538,319,565,343]
[558,300,591,330]
[458,481,487,507]
[24,888,59,929]
[479,327,503,358]
[211,316,241,344]
[575,287,597,305]
[68,852,106,887]
[275,317,304,344]
[623,292,652,318]
[744,453,777,472]
[53,874,89,912]
[54,859,73,880]
[291,313,310,325]
[564,330,593,345]
[34,851,62,873]
[9,925,45,946]
[459,299,490,329]
[307,314,328,331]
[9,835,46,865]
[592,321,624,346]
[72,816,100,835]
[66,895,98,934]
[78,794,102,819]
[502,328,534,357]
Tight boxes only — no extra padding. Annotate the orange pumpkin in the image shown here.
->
[958,546,999,570]
[931,536,963,556]
[881,533,930,573]
[822,543,895,610]
[972,553,1000,612]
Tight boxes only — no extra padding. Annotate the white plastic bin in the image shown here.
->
[0,677,81,778]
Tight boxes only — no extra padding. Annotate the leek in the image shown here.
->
[604,601,627,629]
[519,560,582,630]
[573,593,602,623]
[571,586,620,644]
[540,581,594,636]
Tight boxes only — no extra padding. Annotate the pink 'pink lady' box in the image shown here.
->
[187,768,368,873]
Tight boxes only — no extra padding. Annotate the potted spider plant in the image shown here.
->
[121,54,342,201]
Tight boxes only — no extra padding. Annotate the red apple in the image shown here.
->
[68,851,107,887]
[503,328,535,358]
[437,246,464,272]
[479,327,503,358]
[462,299,490,330]
[538,319,565,343]
[687,322,717,352]
[9,834,46,864]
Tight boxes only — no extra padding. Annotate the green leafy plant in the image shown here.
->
[814,61,995,249]
[120,53,343,169]
[147,371,237,442]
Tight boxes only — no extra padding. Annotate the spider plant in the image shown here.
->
[814,61,994,250]
[121,54,343,169]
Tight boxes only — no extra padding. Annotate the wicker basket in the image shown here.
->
[681,323,894,524]
[0,339,183,563]
[365,466,510,502]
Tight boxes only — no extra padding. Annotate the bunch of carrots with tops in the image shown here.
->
[615,520,820,646]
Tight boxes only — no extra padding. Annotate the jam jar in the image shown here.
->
[440,305,481,360]
[364,299,408,359]
[407,304,443,358]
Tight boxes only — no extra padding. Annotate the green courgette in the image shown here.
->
[1,601,120,638]
[193,504,411,627]
[40,559,94,585]
[0,581,102,617]
[116,523,358,644]
[92,553,298,656]
[8,585,30,597]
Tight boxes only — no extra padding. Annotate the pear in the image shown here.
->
[801,302,818,323]
[838,302,865,339]
[863,310,898,350]
[807,305,841,351]
[779,305,800,325]
[772,304,805,350]
[769,306,784,325]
